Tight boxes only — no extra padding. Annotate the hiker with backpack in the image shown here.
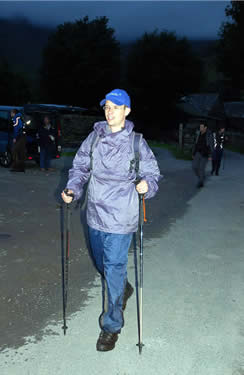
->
[61,89,161,352]
[211,126,227,176]
[10,109,27,172]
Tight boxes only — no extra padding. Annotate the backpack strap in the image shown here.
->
[129,131,142,180]
[90,131,142,177]
[89,133,100,171]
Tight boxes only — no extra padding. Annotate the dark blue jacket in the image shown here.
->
[12,113,23,139]
[39,125,55,149]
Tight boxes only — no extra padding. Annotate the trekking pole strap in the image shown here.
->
[139,194,144,226]
[142,196,147,223]
[139,194,147,224]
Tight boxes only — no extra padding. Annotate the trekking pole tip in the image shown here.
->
[62,325,68,335]
[136,342,144,354]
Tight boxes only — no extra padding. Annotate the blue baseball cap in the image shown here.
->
[100,89,131,108]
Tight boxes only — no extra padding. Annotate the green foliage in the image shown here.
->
[62,151,77,157]
[148,140,192,160]
[40,16,120,107]
[125,30,203,132]
[217,1,244,88]
[0,59,31,105]
[226,144,244,154]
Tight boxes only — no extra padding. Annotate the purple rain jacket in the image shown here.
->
[66,120,162,234]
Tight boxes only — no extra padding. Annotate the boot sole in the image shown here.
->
[96,343,116,352]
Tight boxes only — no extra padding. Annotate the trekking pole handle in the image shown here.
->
[63,188,75,202]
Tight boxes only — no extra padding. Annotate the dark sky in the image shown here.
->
[0,1,228,41]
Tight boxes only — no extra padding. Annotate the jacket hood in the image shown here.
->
[93,120,134,138]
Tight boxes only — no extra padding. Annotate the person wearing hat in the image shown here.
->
[62,89,161,352]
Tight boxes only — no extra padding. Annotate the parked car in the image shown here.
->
[0,103,87,167]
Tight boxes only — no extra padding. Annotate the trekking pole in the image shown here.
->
[136,193,146,354]
[61,189,74,335]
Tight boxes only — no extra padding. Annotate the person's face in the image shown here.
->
[10,110,15,118]
[200,124,207,133]
[103,100,131,131]
[219,128,225,134]
[44,116,50,125]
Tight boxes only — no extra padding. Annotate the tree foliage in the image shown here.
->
[217,1,244,88]
[40,16,120,107]
[0,59,31,105]
[125,31,203,132]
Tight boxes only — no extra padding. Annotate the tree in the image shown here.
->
[217,1,244,90]
[40,16,120,107]
[125,31,203,134]
[0,59,31,105]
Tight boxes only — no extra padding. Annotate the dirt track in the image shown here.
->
[2,149,243,374]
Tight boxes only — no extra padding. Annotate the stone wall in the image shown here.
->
[60,114,103,146]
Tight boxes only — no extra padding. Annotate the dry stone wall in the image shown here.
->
[60,114,103,146]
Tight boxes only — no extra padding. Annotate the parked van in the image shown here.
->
[0,104,86,167]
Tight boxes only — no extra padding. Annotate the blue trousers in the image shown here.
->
[88,226,133,333]
[40,147,51,169]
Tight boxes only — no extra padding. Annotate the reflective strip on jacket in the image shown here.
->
[12,113,23,138]
[66,120,162,234]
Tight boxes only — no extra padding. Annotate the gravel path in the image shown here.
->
[1,149,244,375]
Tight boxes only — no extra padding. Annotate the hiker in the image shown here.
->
[38,115,55,171]
[211,126,227,176]
[192,121,214,188]
[61,89,161,352]
[10,109,26,172]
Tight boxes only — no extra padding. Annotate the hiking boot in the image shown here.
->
[96,330,118,352]
[122,281,134,311]
[197,181,204,188]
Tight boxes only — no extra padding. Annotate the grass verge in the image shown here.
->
[62,141,192,161]
[148,140,192,160]
[62,151,77,157]
[225,145,244,154]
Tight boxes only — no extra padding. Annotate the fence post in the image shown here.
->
[179,123,183,150]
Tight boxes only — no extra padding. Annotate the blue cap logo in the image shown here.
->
[100,89,131,108]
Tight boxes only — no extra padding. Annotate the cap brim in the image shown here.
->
[100,99,106,107]
[100,98,126,107]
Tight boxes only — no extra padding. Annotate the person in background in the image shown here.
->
[10,109,26,172]
[211,126,227,176]
[192,121,214,188]
[38,115,55,172]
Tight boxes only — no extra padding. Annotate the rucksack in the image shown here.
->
[89,131,142,180]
